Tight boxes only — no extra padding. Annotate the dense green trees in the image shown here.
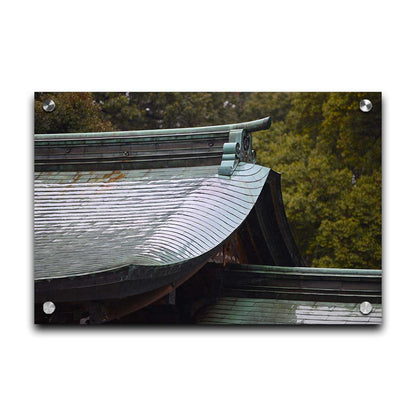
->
[34,92,112,134]
[249,92,381,269]
[92,92,248,130]
[35,92,249,133]
[34,92,381,269]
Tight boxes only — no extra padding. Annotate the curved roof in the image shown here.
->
[34,117,304,304]
[35,163,269,278]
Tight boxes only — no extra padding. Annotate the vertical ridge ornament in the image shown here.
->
[218,129,256,176]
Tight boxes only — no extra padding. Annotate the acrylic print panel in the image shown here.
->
[34,92,382,325]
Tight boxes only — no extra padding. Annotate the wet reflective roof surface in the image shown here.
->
[34,163,269,280]
[196,297,382,325]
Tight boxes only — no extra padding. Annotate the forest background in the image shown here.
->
[34,92,381,269]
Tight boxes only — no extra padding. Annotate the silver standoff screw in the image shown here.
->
[43,301,56,315]
[359,301,373,315]
[359,99,372,112]
[42,99,56,112]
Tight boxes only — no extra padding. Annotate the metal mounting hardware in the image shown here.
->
[43,301,56,314]
[42,99,56,112]
[360,99,372,112]
[218,129,256,176]
[360,301,373,315]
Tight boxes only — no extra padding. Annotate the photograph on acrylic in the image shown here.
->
[34,92,381,325]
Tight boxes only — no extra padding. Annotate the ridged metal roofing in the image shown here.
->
[190,263,382,325]
[196,297,382,325]
[34,162,270,280]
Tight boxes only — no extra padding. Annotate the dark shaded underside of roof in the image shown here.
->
[90,262,381,325]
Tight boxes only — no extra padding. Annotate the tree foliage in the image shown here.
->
[34,92,113,134]
[34,92,381,269]
[251,92,381,269]
[92,92,249,130]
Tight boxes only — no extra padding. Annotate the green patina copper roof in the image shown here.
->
[34,118,268,173]
[34,116,272,141]
[34,118,308,308]
[36,115,381,324]
[34,163,270,280]
[196,297,382,325]
[192,263,382,325]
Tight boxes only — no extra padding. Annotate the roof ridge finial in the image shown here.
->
[218,129,256,176]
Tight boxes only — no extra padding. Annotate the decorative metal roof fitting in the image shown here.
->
[218,129,256,176]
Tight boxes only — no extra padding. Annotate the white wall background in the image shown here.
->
[1,1,414,415]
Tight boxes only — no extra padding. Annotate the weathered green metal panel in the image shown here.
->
[34,118,270,173]
[196,297,382,325]
[34,163,270,281]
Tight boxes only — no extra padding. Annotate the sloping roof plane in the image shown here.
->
[35,164,270,278]
[34,117,304,306]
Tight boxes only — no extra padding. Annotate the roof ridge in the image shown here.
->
[34,117,272,141]
[34,117,270,174]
